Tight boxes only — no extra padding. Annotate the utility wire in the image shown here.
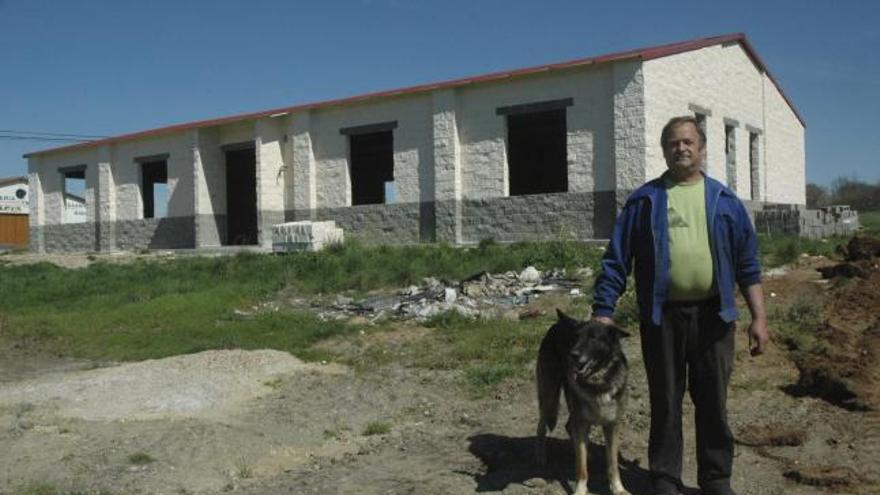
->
[0,135,96,143]
[0,129,109,139]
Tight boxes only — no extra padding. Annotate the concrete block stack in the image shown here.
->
[754,204,860,239]
[271,220,344,252]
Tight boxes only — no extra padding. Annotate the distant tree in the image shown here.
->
[829,177,880,211]
[805,183,828,208]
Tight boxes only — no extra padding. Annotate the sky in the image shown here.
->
[1,0,878,188]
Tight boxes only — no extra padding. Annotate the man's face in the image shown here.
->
[663,122,704,181]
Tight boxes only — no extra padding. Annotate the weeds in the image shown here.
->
[419,310,547,392]
[758,234,846,267]
[235,456,253,479]
[362,421,391,436]
[126,452,155,465]
[769,296,824,354]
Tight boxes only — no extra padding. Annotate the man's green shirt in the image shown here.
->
[665,176,716,301]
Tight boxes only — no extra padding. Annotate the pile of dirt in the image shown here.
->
[796,236,880,411]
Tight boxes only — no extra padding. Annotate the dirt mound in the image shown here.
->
[839,235,880,261]
[0,349,344,421]
[796,242,880,411]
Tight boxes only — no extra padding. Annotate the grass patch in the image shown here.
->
[858,210,880,237]
[0,241,602,363]
[416,310,549,391]
[758,234,846,267]
[769,296,825,354]
[235,456,253,479]
[362,420,392,436]
[126,451,155,465]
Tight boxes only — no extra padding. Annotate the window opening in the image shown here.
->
[349,130,394,205]
[141,160,168,219]
[749,132,760,201]
[694,112,708,165]
[506,108,568,196]
[61,167,86,224]
[725,124,736,192]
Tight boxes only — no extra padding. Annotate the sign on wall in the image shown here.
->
[0,182,29,215]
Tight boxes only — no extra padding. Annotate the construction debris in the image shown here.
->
[285,266,588,322]
[272,221,344,252]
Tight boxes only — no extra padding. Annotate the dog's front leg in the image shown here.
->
[571,424,589,495]
[603,423,631,495]
[535,416,547,466]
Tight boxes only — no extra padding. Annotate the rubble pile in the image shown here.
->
[303,266,593,322]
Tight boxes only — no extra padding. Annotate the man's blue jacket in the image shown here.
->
[592,173,762,326]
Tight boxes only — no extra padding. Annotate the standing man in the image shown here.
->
[592,116,769,495]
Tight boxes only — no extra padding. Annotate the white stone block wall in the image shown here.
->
[456,67,615,198]
[309,94,434,208]
[290,111,316,214]
[613,60,647,194]
[256,117,286,246]
[111,133,192,220]
[643,43,768,192]
[29,147,97,226]
[762,74,806,204]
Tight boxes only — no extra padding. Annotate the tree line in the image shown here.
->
[806,177,880,211]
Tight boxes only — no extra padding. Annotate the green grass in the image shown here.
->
[757,234,846,267]
[416,310,550,390]
[0,241,602,363]
[126,452,155,465]
[859,210,880,236]
[362,421,392,436]
[768,295,825,354]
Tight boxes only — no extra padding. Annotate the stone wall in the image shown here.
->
[460,191,618,243]
[754,204,860,239]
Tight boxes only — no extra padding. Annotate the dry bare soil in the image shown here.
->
[1,252,878,495]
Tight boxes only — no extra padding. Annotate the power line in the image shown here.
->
[0,129,109,139]
[0,135,95,143]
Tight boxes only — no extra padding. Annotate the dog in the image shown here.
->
[536,309,631,495]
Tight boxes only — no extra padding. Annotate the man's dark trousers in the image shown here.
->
[639,297,736,495]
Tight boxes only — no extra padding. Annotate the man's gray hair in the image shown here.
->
[660,116,707,148]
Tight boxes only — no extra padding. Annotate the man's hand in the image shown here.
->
[593,316,615,326]
[748,317,769,356]
[742,284,769,357]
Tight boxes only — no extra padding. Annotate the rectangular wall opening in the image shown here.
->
[725,124,736,192]
[349,130,394,205]
[694,112,708,165]
[506,108,568,196]
[61,166,87,224]
[141,160,168,219]
[749,132,760,200]
[224,146,258,245]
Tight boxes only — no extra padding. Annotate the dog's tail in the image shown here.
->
[536,336,564,433]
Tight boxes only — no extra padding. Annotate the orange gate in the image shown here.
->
[0,214,28,247]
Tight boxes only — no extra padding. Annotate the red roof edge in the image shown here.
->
[0,176,28,186]
[25,32,803,158]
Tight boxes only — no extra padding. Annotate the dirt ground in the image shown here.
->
[0,251,878,495]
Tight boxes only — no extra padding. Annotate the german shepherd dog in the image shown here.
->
[536,310,631,495]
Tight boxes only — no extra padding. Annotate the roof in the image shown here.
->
[25,32,804,158]
[0,176,27,187]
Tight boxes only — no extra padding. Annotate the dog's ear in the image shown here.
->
[555,309,580,327]
[610,325,631,339]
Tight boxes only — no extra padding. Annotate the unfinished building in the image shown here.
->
[26,33,807,253]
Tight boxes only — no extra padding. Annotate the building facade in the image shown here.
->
[26,33,805,253]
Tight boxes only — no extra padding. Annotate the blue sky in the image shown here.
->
[1,0,877,188]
